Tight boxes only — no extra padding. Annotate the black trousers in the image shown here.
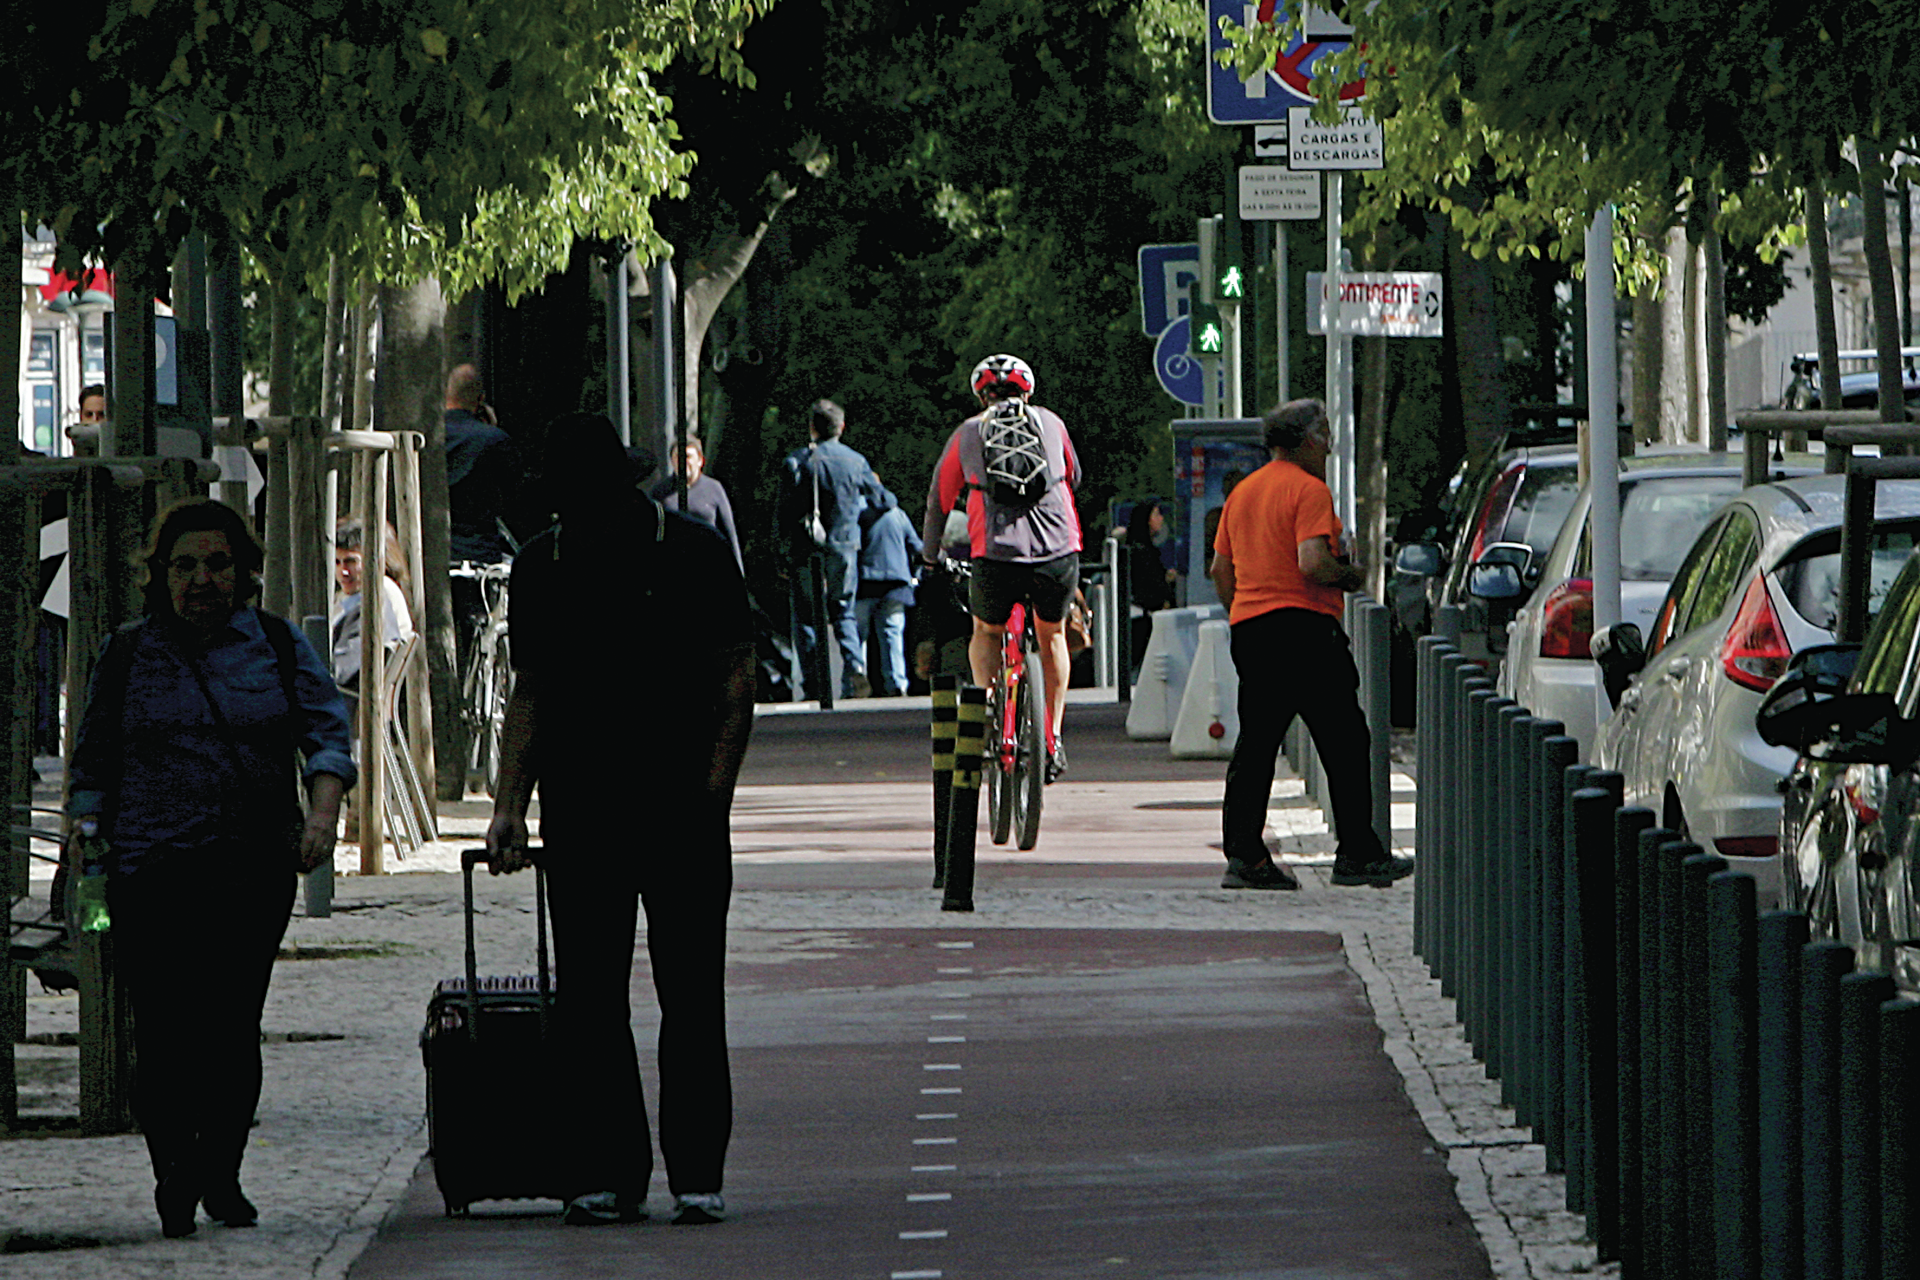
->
[542,820,733,1201]
[1221,608,1385,869]
[109,842,297,1191]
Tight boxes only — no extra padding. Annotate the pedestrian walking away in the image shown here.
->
[1211,399,1414,891]
[485,412,756,1228]
[855,481,922,697]
[780,399,886,700]
[921,353,1082,780]
[66,498,355,1237]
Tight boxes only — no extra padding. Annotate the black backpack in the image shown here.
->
[979,400,1050,507]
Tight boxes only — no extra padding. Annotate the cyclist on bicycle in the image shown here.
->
[921,354,1081,781]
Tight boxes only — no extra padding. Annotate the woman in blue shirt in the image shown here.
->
[68,499,354,1238]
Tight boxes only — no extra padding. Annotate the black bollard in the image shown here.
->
[1456,678,1493,1008]
[1681,852,1729,1280]
[1518,721,1567,1136]
[1880,998,1920,1280]
[1838,970,1896,1280]
[1802,939,1856,1280]
[1656,841,1703,1276]
[1610,806,1656,1276]
[930,676,959,889]
[1542,754,1590,1178]
[1485,699,1521,1083]
[1755,911,1808,1280]
[1629,826,1679,1280]
[1499,710,1538,1111]
[1706,871,1759,1280]
[1569,781,1621,1244]
[942,686,986,912]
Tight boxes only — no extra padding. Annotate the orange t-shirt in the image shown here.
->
[1212,458,1344,623]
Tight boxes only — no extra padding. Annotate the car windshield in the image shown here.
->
[1777,522,1920,631]
[1499,464,1580,559]
[1853,550,1920,709]
[1578,474,1746,582]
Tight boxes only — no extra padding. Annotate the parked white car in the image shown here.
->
[1496,454,1813,754]
[1591,474,1920,903]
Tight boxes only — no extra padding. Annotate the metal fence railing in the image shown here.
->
[1415,633,1920,1279]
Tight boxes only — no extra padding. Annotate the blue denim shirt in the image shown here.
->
[69,608,356,875]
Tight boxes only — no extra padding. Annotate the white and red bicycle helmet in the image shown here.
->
[969,353,1035,402]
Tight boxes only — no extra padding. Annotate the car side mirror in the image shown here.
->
[1754,643,1864,751]
[1590,622,1646,709]
[1394,541,1443,577]
[1800,693,1920,766]
[1468,561,1525,601]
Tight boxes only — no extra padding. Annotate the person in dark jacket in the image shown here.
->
[656,434,742,570]
[855,484,923,697]
[68,498,354,1236]
[779,399,886,700]
[1125,498,1177,670]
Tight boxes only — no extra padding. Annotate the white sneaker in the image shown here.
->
[671,1192,726,1225]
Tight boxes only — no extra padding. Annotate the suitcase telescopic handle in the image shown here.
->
[460,848,554,1042]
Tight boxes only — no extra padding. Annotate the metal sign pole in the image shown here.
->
[1276,222,1290,404]
[1587,206,1622,729]
[1324,172,1354,529]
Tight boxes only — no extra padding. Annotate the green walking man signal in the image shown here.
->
[1218,264,1244,299]
[1188,301,1224,356]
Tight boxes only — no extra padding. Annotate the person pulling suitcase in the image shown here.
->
[484,413,757,1226]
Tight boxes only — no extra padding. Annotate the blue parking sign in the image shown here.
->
[1138,243,1199,338]
[1206,0,1356,126]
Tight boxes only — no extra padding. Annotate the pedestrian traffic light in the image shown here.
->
[1217,245,1244,302]
[1188,302,1224,356]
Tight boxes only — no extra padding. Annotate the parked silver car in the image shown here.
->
[1764,547,1920,995]
[1496,454,1818,755]
[1591,475,1920,903]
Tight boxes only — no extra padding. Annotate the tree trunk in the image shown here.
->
[1681,234,1701,445]
[1806,177,1843,411]
[1446,208,1509,464]
[374,279,457,799]
[1701,192,1728,451]
[1631,284,1663,446]
[1857,139,1907,424]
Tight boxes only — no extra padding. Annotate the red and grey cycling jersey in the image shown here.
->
[922,402,1083,564]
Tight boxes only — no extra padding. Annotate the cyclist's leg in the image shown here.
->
[968,617,1006,690]
[966,559,1020,690]
[1024,554,1080,745]
[1032,616,1070,743]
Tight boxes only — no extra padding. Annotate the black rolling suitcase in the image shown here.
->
[420,848,562,1215]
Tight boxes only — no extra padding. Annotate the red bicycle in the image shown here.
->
[984,597,1048,850]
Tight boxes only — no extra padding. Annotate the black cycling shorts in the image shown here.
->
[969,554,1079,626]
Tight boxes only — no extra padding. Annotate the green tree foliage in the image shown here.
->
[11,2,764,291]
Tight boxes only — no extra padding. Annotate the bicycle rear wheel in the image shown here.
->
[480,633,512,796]
[1012,658,1043,850]
[985,685,1014,846]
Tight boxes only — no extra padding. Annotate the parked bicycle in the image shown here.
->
[450,559,513,796]
[946,558,1047,850]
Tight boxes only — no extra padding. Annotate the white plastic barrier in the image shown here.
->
[1170,619,1239,758]
[1124,606,1223,740]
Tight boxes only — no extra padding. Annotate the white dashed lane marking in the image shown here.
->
[890,937,977,1278]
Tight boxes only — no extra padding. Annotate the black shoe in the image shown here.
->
[1330,855,1416,887]
[156,1176,199,1238]
[202,1182,257,1228]
[845,672,873,699]
[1046,741,1067,783]
[1220,858,1301,890]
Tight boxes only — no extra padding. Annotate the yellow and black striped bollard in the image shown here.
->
[930,675,959,889]
[942,685,987,913]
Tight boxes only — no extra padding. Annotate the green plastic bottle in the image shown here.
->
[74,818,111,934]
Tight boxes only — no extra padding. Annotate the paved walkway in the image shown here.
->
[4,698,1603,1278]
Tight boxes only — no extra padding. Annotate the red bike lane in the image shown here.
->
[351,924,1489,1279]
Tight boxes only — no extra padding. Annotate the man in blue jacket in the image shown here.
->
[780,400,886,700]
[856,485,923,697]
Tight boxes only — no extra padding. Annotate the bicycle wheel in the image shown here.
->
[480,633,512,796]
[462,642,492,794]
[985,685,1014,846]
[1012,656,1044,850]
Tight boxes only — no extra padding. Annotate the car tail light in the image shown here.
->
[1538,578,1594,658]
[1712,835,1778,860]
[1720,577,1792,691]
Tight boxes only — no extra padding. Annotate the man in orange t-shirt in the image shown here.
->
[1210,399,1414,891]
